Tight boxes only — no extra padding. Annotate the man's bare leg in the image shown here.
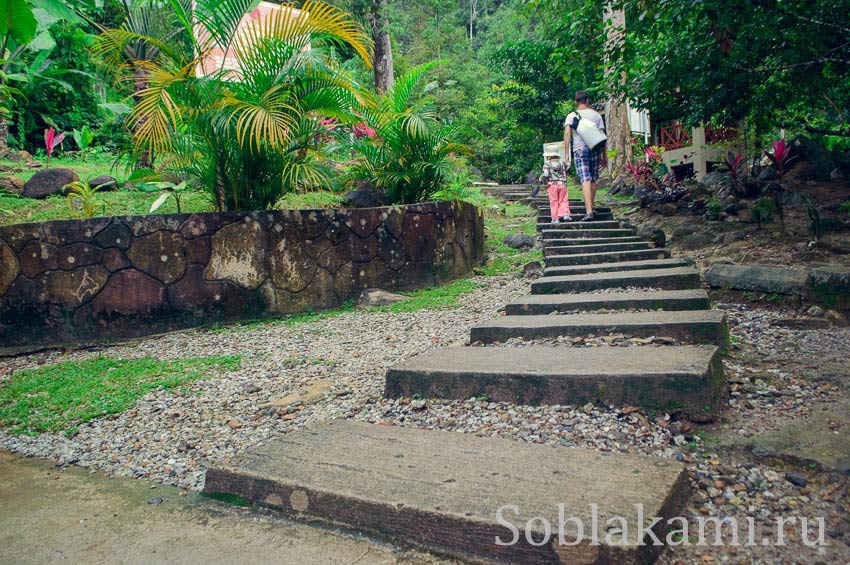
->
[590,181,598,205]
[581,180,594,214]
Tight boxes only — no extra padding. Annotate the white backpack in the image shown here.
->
[566,110,608,149]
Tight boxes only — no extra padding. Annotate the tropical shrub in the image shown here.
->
[704,198,723,221]
[96,0,373,211]
[753,196,776,229]
[13,21,102,152]
[44,127,66,167]
[762,137,795,232]
[626,145,669,190]
[719,150,747,197]
[343,62,471,204]
[66,180,101,218]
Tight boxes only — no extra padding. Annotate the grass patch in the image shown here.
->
[210,301,358,333]
[0,189,215,226]
[377,278,482,312]
[471,188,543,276]
[276,190,345,209]
[0,354,241,435]
[213,278,484,333]
[203,492,252,507]
[1,152,126,183]
[0,154,347,226]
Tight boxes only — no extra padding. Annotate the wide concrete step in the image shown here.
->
[532,267,701,293]
[546,249,670,265]
[541,236,643,246]
[470,310,728,347]
[536,206,612,215]
[386,345,725,422]
[537,213,615,225]
[537,209,614,223]
[205,420,689,563]
[544,242,653,255]
[539,220,622,230]
[542,229,637,239]
[504,289,712,315]
[533,200,611,212]
[544,258,692,277]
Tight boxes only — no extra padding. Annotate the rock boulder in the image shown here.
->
[705,263,809,295]
[356,288,408,308]
[342,184,388,208]
[90,175,118,191]
[0,175,25,194]
[502,233,535,250]
[22,168,79,199]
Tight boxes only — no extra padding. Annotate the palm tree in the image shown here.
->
[94,0,204,168]
[344,62,471,204]
[96,0,373,210]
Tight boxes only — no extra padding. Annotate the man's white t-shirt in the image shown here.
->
[565,108,606,152]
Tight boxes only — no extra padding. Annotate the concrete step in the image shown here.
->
[470,310,728,347]
[205,420,690,563]
[539,220,622,231]
[532,267,701,293]
[544,242,654,256]
[536,207,613,216]
[544,258,692,277]
[541,229,637,239]
[541,236,644,246]
[386,345,725,422]
[537,213,615,225]
[533,200,611,212]
[504,289,712,315]
[545,248,673,266]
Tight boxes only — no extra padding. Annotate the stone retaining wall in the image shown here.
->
[0,201,484,348]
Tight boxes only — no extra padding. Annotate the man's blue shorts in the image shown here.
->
[574,146,605,183]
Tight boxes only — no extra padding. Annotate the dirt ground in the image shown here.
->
[0,450,448,565]
[620,177,850,272]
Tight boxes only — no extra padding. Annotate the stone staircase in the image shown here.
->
[204,196,727,563]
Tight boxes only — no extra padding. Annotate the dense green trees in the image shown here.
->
[344,62,471,203]
[538,0,850,144]
[5,0,846,186]
[107,0,373,210]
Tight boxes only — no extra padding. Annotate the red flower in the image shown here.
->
[764,137,793,177]
[352,122,377,139]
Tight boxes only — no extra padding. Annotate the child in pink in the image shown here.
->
[539,155,571,223]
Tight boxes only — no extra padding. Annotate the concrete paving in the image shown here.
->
[0,451,439,565]
[543,258,691,277]
[205,420,690,564]
[545,248,671,265]
[531,267,702,293]
[386,345,725,421]
[470,309,728,346]
[541,228,638,239]
[504,289,711,315]
[544,242,653,256]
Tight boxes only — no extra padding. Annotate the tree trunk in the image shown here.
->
[133,67,153,169]
[366,0,394,94]
[603,6,631,176]
[0,115,8,154]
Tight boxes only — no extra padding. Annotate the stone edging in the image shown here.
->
[0,201,484,348]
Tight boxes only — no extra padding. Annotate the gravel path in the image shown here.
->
[2,271,849,562]
[0,274,528,490]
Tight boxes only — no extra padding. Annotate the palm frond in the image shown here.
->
[384,61,444,113]
[221,84,299,153]
[128,61,195,154]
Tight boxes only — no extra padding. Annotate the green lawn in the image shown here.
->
[2,152,125,183]
[2,158,538,317]
[0,153,216,226]
[0,355,241,435]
